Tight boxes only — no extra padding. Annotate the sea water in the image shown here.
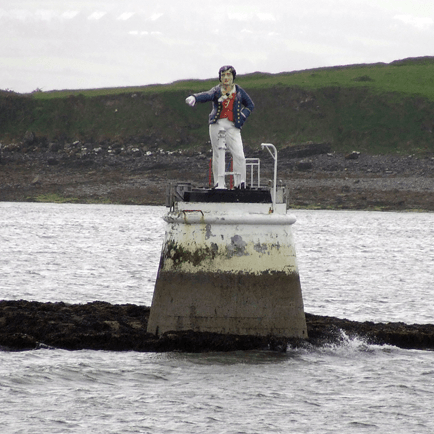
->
[1,203,433,433]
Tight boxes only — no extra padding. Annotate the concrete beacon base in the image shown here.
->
[147,198,308,339]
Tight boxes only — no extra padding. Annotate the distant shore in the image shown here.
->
[1,300,434,352]
[1,143,434,211]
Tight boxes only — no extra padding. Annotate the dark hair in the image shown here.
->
[219,65,236,82]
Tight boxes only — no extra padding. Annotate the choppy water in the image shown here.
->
[1,203,434,433]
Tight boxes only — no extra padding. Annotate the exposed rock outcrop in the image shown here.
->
[1,300,433,352]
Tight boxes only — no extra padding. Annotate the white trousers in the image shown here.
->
[209,118,246,186]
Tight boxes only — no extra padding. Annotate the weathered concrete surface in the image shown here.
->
[147,202,307,338]
[1,300,434,352]
[147,271,307,338]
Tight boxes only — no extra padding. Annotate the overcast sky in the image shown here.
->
[1,0,433,94]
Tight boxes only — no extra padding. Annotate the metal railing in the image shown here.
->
[246,158,260,188]
[261,143,278,211]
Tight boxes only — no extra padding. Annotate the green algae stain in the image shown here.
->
[164,241,218,268]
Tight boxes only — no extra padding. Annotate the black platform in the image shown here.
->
[184,188,272,203]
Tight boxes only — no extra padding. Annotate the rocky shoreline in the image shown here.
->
[1,139,434,210]
[1,300,434,352]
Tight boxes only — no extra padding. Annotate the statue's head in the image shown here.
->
[219,65,236,84]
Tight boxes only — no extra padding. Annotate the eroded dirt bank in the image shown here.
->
[1,142,434,210]
[1,300,433,352]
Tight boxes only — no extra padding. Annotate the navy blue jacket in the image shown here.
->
[192,84,254,129]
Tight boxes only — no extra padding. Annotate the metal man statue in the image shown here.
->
[185,65,255,188]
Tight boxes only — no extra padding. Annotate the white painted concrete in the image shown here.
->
[147,200,307,338]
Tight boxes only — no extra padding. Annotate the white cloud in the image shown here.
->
[128,30,151,36]
[2,1,434,93]
[228,11,253,21]
[8,9,32,20]
[62,11,79,20]
[257,12,276,21]
[87,11,106,20]
[149,13,163,21]
[117,12,135,21]
[393,14,434,30]
[35,9,57,21]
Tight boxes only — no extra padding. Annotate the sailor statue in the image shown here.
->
[185,65,255,188]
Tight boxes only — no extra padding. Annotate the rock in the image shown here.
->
[280,142,332,159]
[296,160,313,170]
[31,175,41,185]
[345,151,361,160]
[48,142,63,153]
[2,301,433,352]
[130,147,142,157]
[23,131,36,145]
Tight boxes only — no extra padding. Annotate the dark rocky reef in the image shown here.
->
[1,300,433,352]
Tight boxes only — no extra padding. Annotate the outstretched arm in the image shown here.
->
[185,96,196,106]
[186,86,219,107]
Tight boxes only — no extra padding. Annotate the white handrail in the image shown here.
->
[261,143,277,211]
[245,158,260,187]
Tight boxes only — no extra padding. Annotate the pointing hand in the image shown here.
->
[185,96,196,107]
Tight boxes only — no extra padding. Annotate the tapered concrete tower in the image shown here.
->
[147,143,307,338]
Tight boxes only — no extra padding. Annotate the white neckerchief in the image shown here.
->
[218,84,235,103]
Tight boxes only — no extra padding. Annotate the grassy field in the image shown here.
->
[31,57,434,101]
[2,57,434,155]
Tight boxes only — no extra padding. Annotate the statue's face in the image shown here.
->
[220,70,234,86]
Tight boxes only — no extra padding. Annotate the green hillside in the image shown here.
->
[2,56,434,155]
